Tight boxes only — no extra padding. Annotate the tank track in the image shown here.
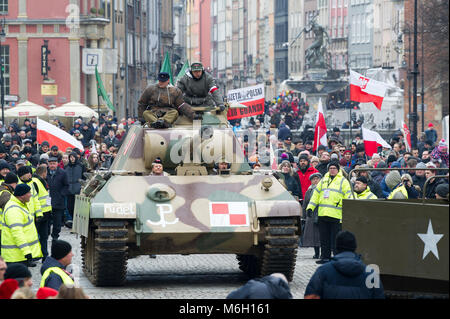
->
[81,220,129,287]
[237,217,299,282]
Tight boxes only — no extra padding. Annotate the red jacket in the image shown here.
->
[297,166,319,199]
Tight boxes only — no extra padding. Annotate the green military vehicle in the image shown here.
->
[343,168,449,298]
[73,106,301,286]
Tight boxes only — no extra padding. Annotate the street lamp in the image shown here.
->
[0,17,6,126]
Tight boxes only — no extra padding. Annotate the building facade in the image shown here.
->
[2,0,109,111]
[328,0,348,74]
[274,0,288,83]
[348,0,372,73]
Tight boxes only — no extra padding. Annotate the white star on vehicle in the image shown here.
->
[417,220,444,260]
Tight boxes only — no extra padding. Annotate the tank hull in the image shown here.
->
[342,198,449,295]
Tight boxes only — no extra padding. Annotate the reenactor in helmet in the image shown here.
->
[138,72,195,128]
[177,62,225,112]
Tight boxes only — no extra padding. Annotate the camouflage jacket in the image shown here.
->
[137,84,186,120]
[177,71,223,107]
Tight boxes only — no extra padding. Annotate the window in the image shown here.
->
[0,0,8,14]
[1,45,10,95]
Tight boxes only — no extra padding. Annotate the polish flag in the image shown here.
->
[209,202,249,227]
[362,127,391,157]
[313,98,327,153]
[401,121,412,152]
[350,70,388,110]
[37,118,84,152]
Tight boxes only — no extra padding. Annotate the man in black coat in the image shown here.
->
[304,231,385,299]
[46,157,69,241]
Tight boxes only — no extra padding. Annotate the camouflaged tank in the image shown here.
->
[73,105,301,286]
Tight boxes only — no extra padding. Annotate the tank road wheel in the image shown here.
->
[81,220,129,286]
[236,217,299,282]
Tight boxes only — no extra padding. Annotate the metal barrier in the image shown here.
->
[346,167,449,200]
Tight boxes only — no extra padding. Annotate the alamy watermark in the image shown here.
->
[365,264,381,289]
[65,4,80,33]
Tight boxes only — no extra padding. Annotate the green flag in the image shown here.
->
[95,65,115,112]
[175,59,190,84]
[160,52,174,85]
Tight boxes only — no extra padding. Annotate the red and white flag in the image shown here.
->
[362,127,391,157]
[350,70,388,110]
[401,121,412,152]
[313,98,327,153]
[209,202,249,227]
[37,118,84,152]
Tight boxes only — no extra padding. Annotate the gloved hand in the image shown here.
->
[25,254,37,268]
[219,104,226,112]
[306,209,313,218]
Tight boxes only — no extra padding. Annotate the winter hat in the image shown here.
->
[335,231,357,253]
[356,176,368,184]
[36,287,59,300]
[17,166,31,178]
[330,153,339,161]
[385,171,402,190]
[309,172,322,181]
[387,155,397,166]
[40,153,49,161]
[51,240,72,260]
[416,162,427,169]
[390,161,402,169]
[0,161,10,171]
[4,172,19,184]
[327,160,340,171]
[376,161,387,169]
[436,184,449,198]
[13,183,31,197]
[152,157,163,166]
[298,154,310,163]
[428,123,434,127]
[280,153,289,160]
[0,279,19,299]
[438,139,447,151]
[4,264,32,281]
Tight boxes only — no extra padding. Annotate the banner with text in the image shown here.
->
[226,84,265,120]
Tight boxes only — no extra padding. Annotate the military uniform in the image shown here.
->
[177,63,224,108]
[138,72,194,128]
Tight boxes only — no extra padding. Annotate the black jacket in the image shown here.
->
[424,178,447,199]
[227,275,293,299]
[280,172,303,200]
[40,256,74,291]
[65,157,86,195]
[46,167,69,209]
[305,251,385,299]
[316,161,330,177]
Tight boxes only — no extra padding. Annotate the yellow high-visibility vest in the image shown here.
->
[32,177,52,214]
[1,195,42,263]
[40,267,75,288]
[306,171,351,221]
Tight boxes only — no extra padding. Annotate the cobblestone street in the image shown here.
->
[29,228,319,299]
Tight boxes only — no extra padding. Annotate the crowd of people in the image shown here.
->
[0,92,448,299]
